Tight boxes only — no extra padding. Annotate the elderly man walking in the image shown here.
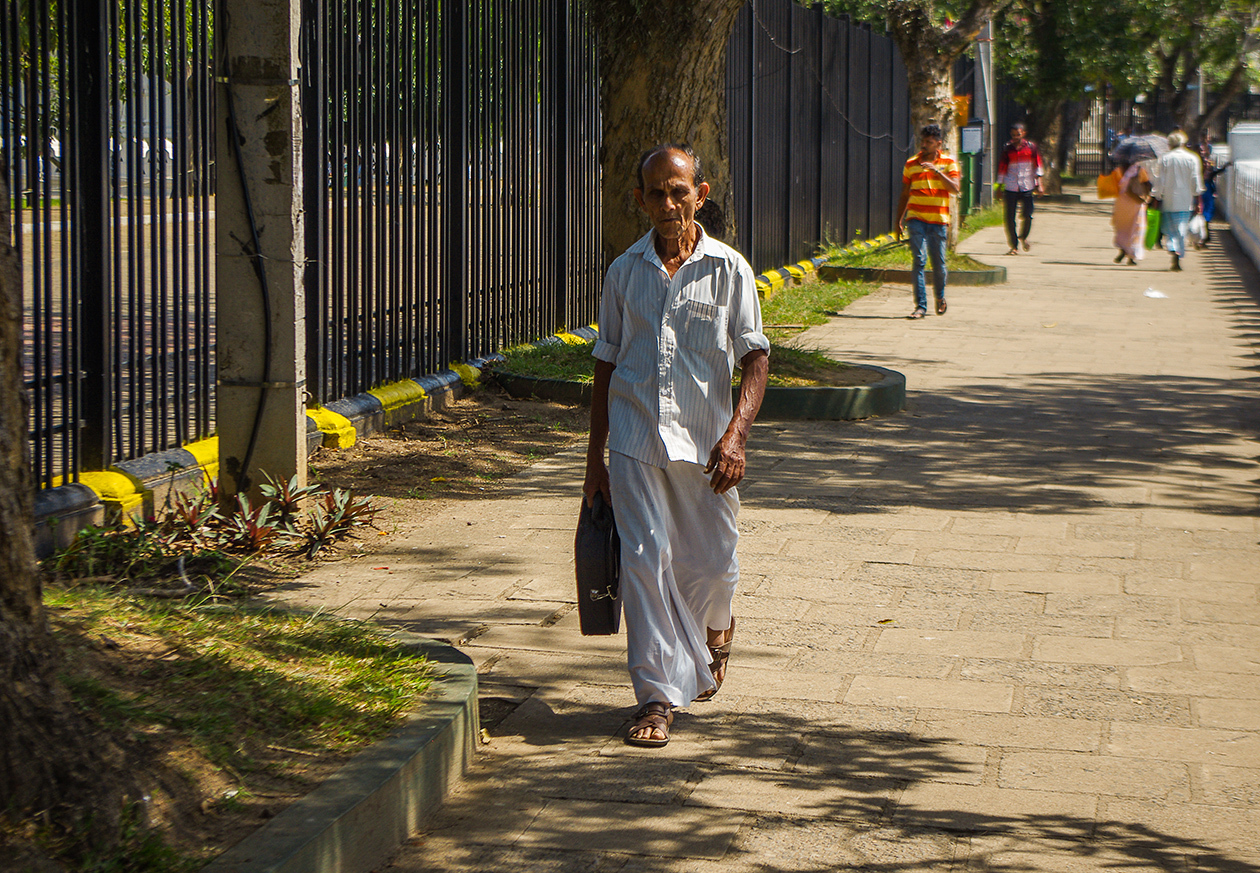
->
[1152,130,1204,272]
[584,144,770,748]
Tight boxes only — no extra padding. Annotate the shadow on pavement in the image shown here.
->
[406,690,1259,871]
[745,367,1260,519]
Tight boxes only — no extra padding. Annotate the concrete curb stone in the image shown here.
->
[203,636,478,873]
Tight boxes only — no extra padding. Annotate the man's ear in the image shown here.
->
[632,188,646,211]
[696,181,710,205]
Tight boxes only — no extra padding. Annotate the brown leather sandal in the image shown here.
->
[625,702,673,748]
[694,618,735,703]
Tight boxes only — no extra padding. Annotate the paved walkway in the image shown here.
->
[274,195,1260,872]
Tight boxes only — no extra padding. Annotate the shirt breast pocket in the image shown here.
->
[678,299,726,353]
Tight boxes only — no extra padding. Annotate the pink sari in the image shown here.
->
[1111,165,1148,260]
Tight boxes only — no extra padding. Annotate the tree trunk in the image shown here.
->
[1025,100,1065,194]
[1194,59,1249,142]
[887,5,959,153]
[1057,100,1089,178]
[591,0,746,265]
[887,0,1007,243]
[0,176,135,853]
[898,48,959,152]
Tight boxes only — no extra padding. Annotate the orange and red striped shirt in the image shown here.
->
[902,151,961,225]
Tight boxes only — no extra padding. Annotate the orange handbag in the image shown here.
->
[1096,168,1121,199]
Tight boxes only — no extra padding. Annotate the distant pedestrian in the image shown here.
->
[1151,130,1204,272]
[895,123,961,319]
[1110,159,1151,265]
[998,123,1044,255]
[1197,139,1232,246]
[585,143,770,748]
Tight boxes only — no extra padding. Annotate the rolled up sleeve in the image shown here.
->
[729,260,770,365]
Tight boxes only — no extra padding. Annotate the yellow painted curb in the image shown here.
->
[555,331,590,345]
[78,471,146,516]
[450,363,481,387]
[368,379,427,412]
[307,407,357,449]
[184,436,218,484]
[785,264,807,280]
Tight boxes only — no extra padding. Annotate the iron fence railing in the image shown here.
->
[5,0,602,487]
[302,0,601,404]
[1,0,216,489]
[9,0,955,490]
[727,0,912,269]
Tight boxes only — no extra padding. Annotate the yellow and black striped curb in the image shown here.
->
[33,338,596,557]
[754,233,899,298]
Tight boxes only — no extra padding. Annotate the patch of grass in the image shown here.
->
[760,277,877,338]
[736,341,879,387]
[825,241,990,271]
[48,585,435,774]
[497,340,599,384]
[497,337,869,388]
[958,203,1004,242]
[494,275,893,389]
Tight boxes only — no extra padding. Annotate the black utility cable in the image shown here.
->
[220,13,274,495]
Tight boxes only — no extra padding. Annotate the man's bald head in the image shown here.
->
[636,144,705,190]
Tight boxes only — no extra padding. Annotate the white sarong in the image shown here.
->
[608,450,740,707]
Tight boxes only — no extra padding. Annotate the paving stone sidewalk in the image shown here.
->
[272,196,1260,872]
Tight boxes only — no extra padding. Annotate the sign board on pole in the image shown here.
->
[961,121,985,155]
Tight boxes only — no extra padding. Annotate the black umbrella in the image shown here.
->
[1111,134,1169,164]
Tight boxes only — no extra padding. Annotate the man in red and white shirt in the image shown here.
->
[998,123,1044,255]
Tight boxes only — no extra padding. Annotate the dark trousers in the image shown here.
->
[1004,189,1035,248]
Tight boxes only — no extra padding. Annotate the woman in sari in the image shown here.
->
[1111,159,1152,265]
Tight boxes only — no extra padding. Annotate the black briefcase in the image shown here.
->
[574,492,622,635]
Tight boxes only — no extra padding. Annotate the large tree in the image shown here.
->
[885,0,1011,137]
[592,0,1010,262]
[0,180,135,854]
[589,0,747,264]
[823,0,1011,143]
[1148,0,1260,138]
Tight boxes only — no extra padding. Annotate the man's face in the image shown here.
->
[1010,126,1025,144]
[919,136,943,158]
[633,151,710,242]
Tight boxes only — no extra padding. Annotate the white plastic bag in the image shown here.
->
[1187,214,1207,248]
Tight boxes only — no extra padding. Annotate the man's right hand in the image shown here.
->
[583,458,611,506]
[895,219,905,240]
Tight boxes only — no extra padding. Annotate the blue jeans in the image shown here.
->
[907,219,947,311]
[1161,210,1192,258]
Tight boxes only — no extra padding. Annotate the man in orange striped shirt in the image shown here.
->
[895,124,962,319]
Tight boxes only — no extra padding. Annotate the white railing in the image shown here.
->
[1224,160,1260,270]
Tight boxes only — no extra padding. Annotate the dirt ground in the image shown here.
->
[310,386,589,509]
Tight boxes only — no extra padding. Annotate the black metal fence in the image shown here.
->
[2,0,216,489]
[8,0,925,490]
[4,0,601,486]
[302,0,602,404]
[726,0,912,269]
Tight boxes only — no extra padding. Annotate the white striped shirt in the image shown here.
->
[594,225,770,468]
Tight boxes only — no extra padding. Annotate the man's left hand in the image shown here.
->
[705,431,746,495]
